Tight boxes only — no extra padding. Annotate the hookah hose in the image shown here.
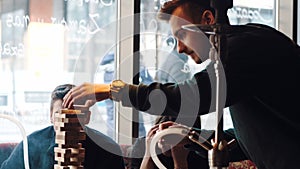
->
[149,127,213,169]
[149,127,189,169]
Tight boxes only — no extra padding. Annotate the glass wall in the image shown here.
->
[0,0,292,144]
[138,0,177,134]
[228,0,276,27]
[0,0,117,143]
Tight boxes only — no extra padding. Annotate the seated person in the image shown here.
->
[0,84,125,169]
[130,116,248,169]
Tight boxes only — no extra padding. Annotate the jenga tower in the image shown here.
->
[53,107,89,169]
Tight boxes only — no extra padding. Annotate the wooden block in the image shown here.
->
[58,152,85,159]
[54,113,86,119]
[54,108,86,169]
[55,133,86,143]
[56,130,85,138]
[54,117,82,123]
[59,109,82,114]
[54,147,85,156]
[55,153,85,162]
[56,135,86,142]
[58,143,83,149]
[56,157,84,166]
[55,153,85,161]
[54,164,84,169]
[55,121,82,128]
[55,137,81,145]
[54,116,86,125]
[54,125,83,132]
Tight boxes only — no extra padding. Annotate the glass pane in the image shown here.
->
[139,0,200,134]
[0,0,117,143]
[139,0,171,135]
[228,0,276,27]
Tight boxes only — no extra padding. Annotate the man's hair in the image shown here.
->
[157,0,215,22]
[50,84,75,111]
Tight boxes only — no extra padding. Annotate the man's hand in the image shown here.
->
[171,136,190,169]
[158,121,190,131]
[140,124,160,169]
[145,124,160,157]
[157,121,191,169]
[62,83,110,108]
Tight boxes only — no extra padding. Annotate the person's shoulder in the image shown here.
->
[229,23,272,31]
[27,126,54,141]
[226,23,295,54]
[245,23,273,29]
[227,23,274,37]
[11,126,54,153]
[245,23,286,36]
[230,23,292,41]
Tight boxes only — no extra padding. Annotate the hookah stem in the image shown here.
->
[210,0,233,168]
[215,27,226,144]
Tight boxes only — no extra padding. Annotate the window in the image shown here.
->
[0,0,294,145]
[138,0,173,135]
[0,95,8,106]
[24,92,50,103]
[0,0,117,143]
[228,0,276,27]
[1,9,27,59]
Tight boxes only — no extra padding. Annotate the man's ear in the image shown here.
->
[50,110,54,124]
[201,10,215,24]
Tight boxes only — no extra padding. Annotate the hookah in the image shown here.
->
[150,0,236,168]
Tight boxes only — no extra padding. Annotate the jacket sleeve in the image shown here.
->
[119,70,213,117]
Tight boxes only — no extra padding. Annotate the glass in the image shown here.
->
[228,0,276,27]
[139,0,173,135]
[0,0,117,143]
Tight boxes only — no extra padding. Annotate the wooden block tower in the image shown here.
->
[53,107,89,169]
